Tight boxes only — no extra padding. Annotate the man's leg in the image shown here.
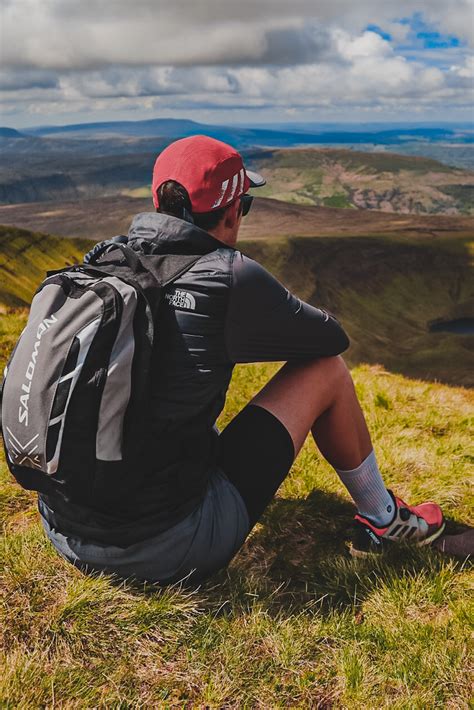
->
[218,355,380,525]
[250,355,371,469]
[217,355,443,553]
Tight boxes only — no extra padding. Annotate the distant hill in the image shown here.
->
[0,142,473,214]
[23,118,473,147]
[21,118,358,150]
[25,118,202,138]
[15,118,472,167]
[0,151,159,204]
[0,127,25,138]
[252,148,474,215]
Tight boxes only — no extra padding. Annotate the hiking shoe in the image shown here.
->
[350,490,445,558]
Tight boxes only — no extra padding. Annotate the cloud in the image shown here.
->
[57,66,240,100]
[0,0,472,123]
[0,69,58,91]
[1,3,332,70]
[228,33,448,106]
[1,0,472,71]
[2,31,466,115]
[450,55,474,79]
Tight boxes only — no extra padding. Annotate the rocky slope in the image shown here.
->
[251,148,474,215]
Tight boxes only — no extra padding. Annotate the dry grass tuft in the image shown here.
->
[1,356,473,706]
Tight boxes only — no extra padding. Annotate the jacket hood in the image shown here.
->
[127,212,231,256]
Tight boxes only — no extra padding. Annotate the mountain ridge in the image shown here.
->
[1,146,472,215]
[0,127,25,138]
[16,118,474,146]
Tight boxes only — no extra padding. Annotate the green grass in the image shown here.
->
[0,228,473,706]
[255,149,455,173]
[0,225,93,307]
[322,194,354,209]
[1,312,473,706]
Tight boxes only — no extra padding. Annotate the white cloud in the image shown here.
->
[1,34,462,116]
[1,0,472,70]
[0,0,472,123]
[334,30,393,61]
[451,55,474,78]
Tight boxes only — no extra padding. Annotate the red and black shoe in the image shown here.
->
[350,490,445,558]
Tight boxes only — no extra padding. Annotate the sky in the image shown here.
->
[0,0,473,128]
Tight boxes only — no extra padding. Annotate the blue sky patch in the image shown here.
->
[365,24,392,42]
[396,12,462,50]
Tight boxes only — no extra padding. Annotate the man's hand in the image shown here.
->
[83,235,129,264]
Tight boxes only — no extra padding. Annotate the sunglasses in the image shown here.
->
[239,193,253,217]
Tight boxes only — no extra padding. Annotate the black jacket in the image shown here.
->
[40,212,349,546]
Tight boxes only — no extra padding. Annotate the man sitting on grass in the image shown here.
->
[39,135,445,584]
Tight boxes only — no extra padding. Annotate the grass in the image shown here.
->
[0,225,93,307]
[4,225,473,389]
[0,228,473,706]
[1,307,473,706]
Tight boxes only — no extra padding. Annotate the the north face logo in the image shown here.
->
[165,289,196,310]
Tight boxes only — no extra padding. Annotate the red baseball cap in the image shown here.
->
[152,134,266,213]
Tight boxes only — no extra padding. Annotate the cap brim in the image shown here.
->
[246,169,266,188]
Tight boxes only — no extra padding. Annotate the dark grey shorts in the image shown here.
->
[40,405,295,586]
[40,467,250,586]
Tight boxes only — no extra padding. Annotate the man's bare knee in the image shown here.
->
[249,354,353,456]
[319,355,354,392]
[288,354,350,388]
[253,355,350,404]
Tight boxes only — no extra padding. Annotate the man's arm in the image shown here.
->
[225,252,350,363]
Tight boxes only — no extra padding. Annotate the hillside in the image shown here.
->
[0,151,162,204]
[0,226,92,307]
[1,323,473,706]
[0,127,24,138]
[0,225,472,387]
[0,226,473,706]
[0,196,472,244]
[250,148,474,215]
[1,140,473,213]
[242,235,473,388]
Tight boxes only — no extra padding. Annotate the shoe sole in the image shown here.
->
[350,521,446,559]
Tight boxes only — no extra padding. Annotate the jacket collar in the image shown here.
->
[127,212,232,256]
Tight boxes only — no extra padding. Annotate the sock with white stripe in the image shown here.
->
[335,449,394,526]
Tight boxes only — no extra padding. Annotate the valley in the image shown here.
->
[0,129,472,389]
[0,195,472,243]
[0,124,472,707]
[1,124,473,215]
[1,224,472,387]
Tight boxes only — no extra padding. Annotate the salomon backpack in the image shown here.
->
[0,240,206,509]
